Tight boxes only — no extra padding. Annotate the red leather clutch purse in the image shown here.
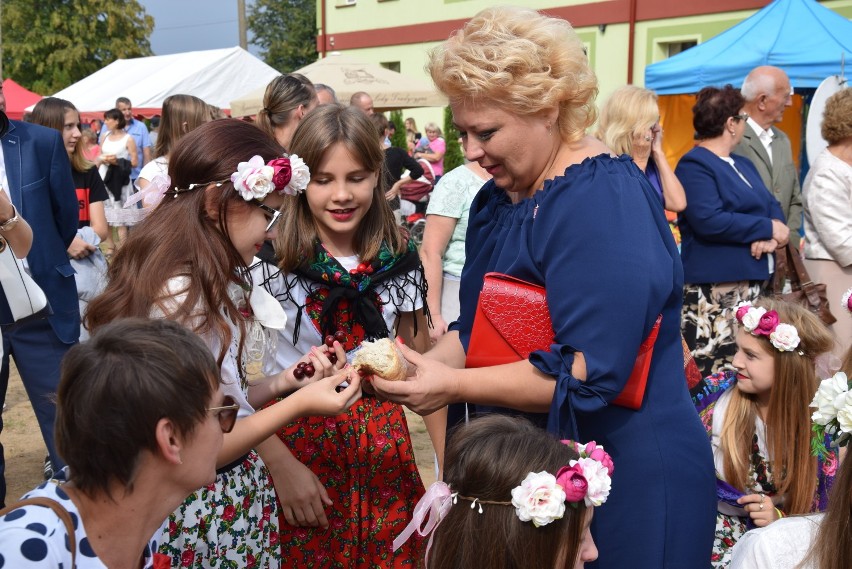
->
[466,272,661,410]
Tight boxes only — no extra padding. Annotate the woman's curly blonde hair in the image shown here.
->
[427,6,598,143]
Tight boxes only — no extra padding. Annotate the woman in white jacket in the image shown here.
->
[803,88,852,356]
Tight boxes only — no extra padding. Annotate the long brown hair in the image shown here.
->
[274,104,405,271]
[29,97,93,173]
[85,119,283,366]
[428,415,586,569]
[802,442,852,569]
[154,94,209,158]
[720,298,834,514]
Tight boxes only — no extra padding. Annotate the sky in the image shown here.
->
[142,0,259,56]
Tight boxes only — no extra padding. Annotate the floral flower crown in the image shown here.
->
[810,371,852,459]
[735,303,802,354]
[842,287,852,315]
[392,441,614,563]
[125,154,310,209]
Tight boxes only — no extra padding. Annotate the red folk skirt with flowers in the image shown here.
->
[276,395,425,567]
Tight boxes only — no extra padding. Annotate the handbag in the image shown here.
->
[772,243,836,326]
[0,235,51,321]
[466,272,662,410]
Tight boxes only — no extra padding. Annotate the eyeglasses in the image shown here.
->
[207,395,239,433]
[256,202,283,232]
[732,113,750,122]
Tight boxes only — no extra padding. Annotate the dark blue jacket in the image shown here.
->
[676,146,785,284]
[0,120,79,343]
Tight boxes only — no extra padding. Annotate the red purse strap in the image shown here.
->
[0,496,77,564]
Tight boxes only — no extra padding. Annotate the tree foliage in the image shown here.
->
[248,0,317,73]
[389,110,407,150]
[1,0,154,94]
[443,106,464,174]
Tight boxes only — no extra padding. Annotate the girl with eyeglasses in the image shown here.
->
[85,119,362,568]
[676,85,790,379]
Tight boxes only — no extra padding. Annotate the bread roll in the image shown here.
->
[352,338,407,381]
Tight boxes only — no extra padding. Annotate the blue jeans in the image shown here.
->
[0,317,74,506]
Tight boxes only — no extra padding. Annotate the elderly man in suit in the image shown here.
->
[0,80,79,507]
[735,66,803,248]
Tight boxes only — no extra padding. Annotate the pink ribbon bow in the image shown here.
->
[393,481,454,563]
[124,173,172,209]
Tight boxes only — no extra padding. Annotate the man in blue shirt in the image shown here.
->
[100,97,151,184]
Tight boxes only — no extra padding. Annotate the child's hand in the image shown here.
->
[293,368,362,416]
[736,492,781,527]
[283,343,348,391]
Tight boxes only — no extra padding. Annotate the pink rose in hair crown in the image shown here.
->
[582,442,615,476]
[555,464,588,502]
[735,303,752,322]
[843,287,852,314]
[268,157,292,192]
[572,457,612,507]
[755,310,780,336]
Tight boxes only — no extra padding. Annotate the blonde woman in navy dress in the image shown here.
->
[372,6,716,568]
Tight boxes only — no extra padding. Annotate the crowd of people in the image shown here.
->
[0,4,851,569]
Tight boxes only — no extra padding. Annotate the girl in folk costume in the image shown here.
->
[254,105,435,567]
[85,119,361,568]
[692,298,837,567]
[394,415,604,568]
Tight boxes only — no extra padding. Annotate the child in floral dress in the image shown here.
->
[255,105,436,567]
[692,298,837,567]
[86,119,361,568]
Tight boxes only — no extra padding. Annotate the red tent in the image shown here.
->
[3,79,43,120]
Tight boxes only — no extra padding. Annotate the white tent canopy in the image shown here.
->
[32,47,280,116]
[230,53,446,116]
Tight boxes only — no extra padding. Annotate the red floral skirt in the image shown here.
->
[276,396,425,567]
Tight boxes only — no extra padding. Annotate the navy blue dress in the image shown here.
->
[456,155,716,569]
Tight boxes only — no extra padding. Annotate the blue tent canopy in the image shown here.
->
[645,0,852,94]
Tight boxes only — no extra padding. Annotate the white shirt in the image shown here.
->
[253,256,423,374]
[747,117,774,165]
[730,514,822,569]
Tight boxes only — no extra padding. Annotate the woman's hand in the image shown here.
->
[428,314,449,345]
[371,341,458,415]
[269,458,333,528]
[67,235,97,260]
[650,123,664,155]
[749,239,778,260]
[737,493,781,528]
[771,219,790,247]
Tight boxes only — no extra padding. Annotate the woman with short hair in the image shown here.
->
[676,85,789,377]
[0,318,227,567]
[372,7,716,568]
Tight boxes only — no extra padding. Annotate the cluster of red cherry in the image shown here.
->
[293,331,348,379]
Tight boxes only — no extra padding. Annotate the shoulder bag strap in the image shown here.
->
[784,243,812,289]
[0,497,77,565]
